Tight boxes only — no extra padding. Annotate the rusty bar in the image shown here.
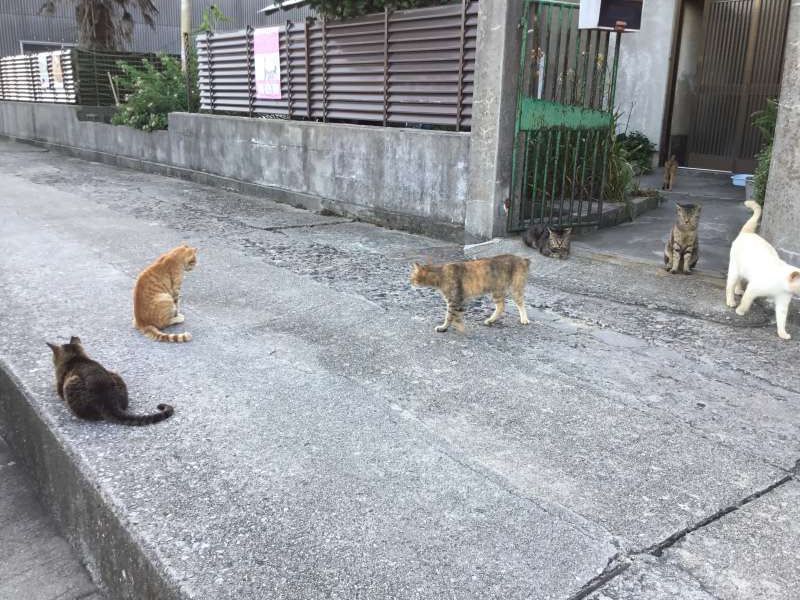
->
[383,7,390,126]
[455,0,468,130]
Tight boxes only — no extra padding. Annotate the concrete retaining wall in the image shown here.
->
[0,102,470,240]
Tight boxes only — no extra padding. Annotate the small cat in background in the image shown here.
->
[523,224,572,259]
[47,337,174,425]
[664,202,701,274]
[727,200,800,340]
[662,155,679,191]
[410,254,530,332]
[133,244,198,342]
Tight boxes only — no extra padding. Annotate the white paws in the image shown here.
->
[520,317,530,325]
[735,306,749,316]
[484,318,496,326]
[778,331,792,340]
[726,299,738,308]
[435,325,448,333]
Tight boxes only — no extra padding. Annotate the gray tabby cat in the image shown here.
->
[522,224,572,259]
[664,203,701,274]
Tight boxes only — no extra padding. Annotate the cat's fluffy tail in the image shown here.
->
[105,403,174,426]
[141,325,192,343]
[740,200,762,234]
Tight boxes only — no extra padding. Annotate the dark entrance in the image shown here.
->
[668,0,790,172]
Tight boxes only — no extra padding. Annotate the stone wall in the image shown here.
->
[761,5,800,262]
[0,102,470,240]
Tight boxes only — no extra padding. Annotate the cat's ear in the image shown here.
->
[411,262,421,270]
[789,271,800,283]
[69,336,81,345]
[46,341,58,353]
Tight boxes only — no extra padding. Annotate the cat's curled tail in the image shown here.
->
[140,325,192,343]
[740,200,762,234]
[104,402,174,426]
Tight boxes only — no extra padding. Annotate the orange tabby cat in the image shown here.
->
[133,244,198,342]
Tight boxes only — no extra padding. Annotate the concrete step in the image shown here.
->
[0,436,104,600]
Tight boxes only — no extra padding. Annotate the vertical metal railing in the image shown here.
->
[509,0,623,232]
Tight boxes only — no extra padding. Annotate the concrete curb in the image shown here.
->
[0,361,185,600]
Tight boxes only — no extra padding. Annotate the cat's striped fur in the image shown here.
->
[133,244,197,342]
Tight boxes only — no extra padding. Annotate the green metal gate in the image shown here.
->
[509,0,623,232]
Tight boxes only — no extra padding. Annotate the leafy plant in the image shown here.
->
[751,97,778,205]
[281,0,452,19]
[616,130,655,175]
[40,0,157,50]
[605,125,636,205]
[111,54,197,131]
[196,4,231,33]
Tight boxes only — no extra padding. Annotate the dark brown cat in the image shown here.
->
[522,224,572,259]
[410,254,530,332]
[664,203,701,274]
[662,155,678,191]
[47,337,174,425]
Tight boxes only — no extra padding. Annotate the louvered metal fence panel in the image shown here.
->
[0,50,76,103]
[197,1,478,130]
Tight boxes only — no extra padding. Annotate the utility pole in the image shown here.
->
[181,0,192,72]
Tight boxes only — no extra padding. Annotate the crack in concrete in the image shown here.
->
[567,459,800,598]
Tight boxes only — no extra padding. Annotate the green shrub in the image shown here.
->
[616,130,655,175]
[751,98,778,205]
[111,53,198,131]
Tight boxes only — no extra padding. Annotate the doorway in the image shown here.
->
[664,0,790,172]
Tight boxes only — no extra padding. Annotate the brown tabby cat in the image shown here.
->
[410,254,530,332]
[47,337,174,425]
[662,155,678,191]
[664,202,701,274]
[522,224,572,259]
[133,244,198,342]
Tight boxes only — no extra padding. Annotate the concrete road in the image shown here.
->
[0,435,103,600]
[0,140,798,599]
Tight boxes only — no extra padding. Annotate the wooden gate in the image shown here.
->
[688,0,790,172]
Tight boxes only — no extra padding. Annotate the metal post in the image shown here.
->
[181,0,192,72]
[455,0,469,131]
[284,21,294,119]
[382,8,390,126]
[304,19,312,119]
[246,27,255,118]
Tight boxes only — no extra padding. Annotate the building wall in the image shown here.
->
[670,0,703,137]
[0,102,469,240]
[0,0,315,56]
[613,0,679,151]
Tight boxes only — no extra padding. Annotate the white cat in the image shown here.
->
[726,200,800,340]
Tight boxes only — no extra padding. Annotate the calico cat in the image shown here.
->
[47,337,174,425]
[133,244,198,342]
[727,201,800,340]
[664,202,701,274]
[410,254,530,332]
[522,224,572,259]
[662,155,678,191]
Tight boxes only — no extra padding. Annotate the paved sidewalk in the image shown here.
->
[0,435,103,600]
[1,140,799,599]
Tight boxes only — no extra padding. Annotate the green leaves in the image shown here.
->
[111,54,197,132]
[751,98,778,205]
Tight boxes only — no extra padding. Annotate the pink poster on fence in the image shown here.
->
[254,27,281,100]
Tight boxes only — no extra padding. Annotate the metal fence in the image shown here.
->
[0,50,76,103]
[197,1,478,130]
[0,49,169,106]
